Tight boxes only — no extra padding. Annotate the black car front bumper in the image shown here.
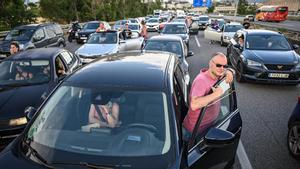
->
[242,66,300,84]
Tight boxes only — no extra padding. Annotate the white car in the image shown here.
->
[75,30,144,64]
[204,22,243,46]
[146,18,160,32]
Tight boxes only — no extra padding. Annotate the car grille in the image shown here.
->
[265,64,294,71]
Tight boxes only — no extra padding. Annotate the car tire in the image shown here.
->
[68,36,72,43]
[58,42,64,48]
[236,62,245,83]
[287,121,300,159]
[76,40,82,44]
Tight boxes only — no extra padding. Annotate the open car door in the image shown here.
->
[124,31,144,51]
[204,26,222,42]
[186,79,242,169]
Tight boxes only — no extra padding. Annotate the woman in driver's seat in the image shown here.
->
[88,94,120,128]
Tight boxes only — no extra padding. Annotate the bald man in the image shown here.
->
[183,52,234,139]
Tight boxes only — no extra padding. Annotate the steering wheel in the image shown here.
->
[123,123,159,135]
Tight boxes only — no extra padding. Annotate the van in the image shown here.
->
[0,23,65,59]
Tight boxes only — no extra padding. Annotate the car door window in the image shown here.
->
[191,84,235,145]
[55,56,67,77]
[46,26,56,38]
[60,51,73,67]
[33,28,45,42]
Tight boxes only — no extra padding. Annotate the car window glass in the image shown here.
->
[33,28,45,41]
[246,35,291,50]
[5,28,35,41]
[55,56,67,77]
[46,26,56,38]
[193,87,233,144]
[0,60,50,85]
[60,52,73,67]
[25,86,172,156]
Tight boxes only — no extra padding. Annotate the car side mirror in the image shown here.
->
[293,44,299,49]
[24,106,37,120]
[187,51,194,57]
[204,128,235,148]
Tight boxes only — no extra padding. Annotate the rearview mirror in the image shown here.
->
[204,128,235,148]
[187,51,194,57]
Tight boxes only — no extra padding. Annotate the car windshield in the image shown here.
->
[83,23,99,30]
[246,35,291,50]
[147,19,159,23]
[128,25,139,30]
[199,17,209,21]
[172,19,185,23]
[5,28,35,41]
[87,32,117,44]
[0,60,51,85]
[144,41,183,57]
[224,25,243,32]
[24,85,172,157]
[162,24,187,34]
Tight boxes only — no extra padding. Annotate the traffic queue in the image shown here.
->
[0,10,299,169]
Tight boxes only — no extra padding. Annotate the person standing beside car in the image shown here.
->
[140,20,148,40]
[10,41,20,55]
[182,52,235,140]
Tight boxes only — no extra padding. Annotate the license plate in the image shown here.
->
[80,37,87,40]
[0,54,6,58]
[268,73,289,78]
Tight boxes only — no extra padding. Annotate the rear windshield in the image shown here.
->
[83,23,99,30]
[199,17,209,21]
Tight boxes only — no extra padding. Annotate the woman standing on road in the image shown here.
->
[140,20,148,40]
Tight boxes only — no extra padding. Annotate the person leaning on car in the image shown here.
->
[182,52,235,140]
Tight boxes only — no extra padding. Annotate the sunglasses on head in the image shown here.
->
[212,60,228,68]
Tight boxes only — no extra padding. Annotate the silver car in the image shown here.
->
[75,30,144,64]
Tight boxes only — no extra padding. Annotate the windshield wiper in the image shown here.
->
[52,161,131,169]
[22,139,54,169]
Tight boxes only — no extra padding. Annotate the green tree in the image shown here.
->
[0,0,37,30]
[237,0,248,15]
[207,6,215,13]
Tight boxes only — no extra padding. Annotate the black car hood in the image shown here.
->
[78,29,96,35]
[244,50,298,64]
[0,150,42,169]
[0,83,50,120]
[0,149,175,169]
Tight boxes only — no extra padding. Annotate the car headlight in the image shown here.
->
[9,117,27,126]
[247,59,262,67]
[224,36,230,40]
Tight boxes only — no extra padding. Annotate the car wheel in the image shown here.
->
[58,42,64,48]
[236,62,245,82]
[76,39,81,44]
[288,121,300,159]
[68,36,72,42]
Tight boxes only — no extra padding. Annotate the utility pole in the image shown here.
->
[234,0,239,22]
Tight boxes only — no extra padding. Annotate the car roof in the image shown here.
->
[148,35,182,41]
[14,23,57,30]
[226,22,242,26]
[66,52,176,90]
[242,29,282,36]
[165,22,186,25]
[86,21,101,24]
[5,48,64,61]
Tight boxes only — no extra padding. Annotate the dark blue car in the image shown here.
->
[227,29,300,84]
[0,48,80,146]
[0,52,242,169]
[288,96,300,159]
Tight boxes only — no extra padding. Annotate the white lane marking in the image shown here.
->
[195,35,201,47]
[237,141,253,169]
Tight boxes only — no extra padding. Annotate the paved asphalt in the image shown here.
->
[63,30,300,169]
